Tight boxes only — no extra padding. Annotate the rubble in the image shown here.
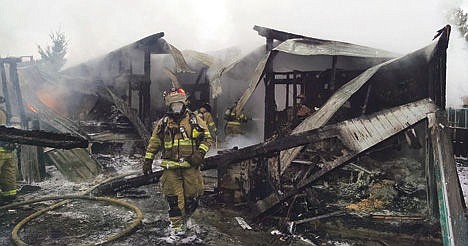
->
[1,23,467,245]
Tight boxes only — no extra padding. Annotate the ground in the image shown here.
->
[1,154,467,245]
[0,155,308,246]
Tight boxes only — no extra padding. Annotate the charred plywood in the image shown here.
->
[46,148,101,183]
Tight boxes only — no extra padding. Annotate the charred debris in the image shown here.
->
[1,25,467,245]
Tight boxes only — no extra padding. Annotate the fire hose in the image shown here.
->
[0,172,143,246]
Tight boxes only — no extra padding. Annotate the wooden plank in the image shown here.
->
[73,148,100,175]
[428,111,468,245]
[20,145,41,183]
[343,120,367,150]
[371,115,392,140]
[406,104,427,125]
[400,104,418,126]
[374,114,393,135]
[46,148,101,183]
[383,111,403,132]
[351,119,373,150]
[361,116,385,143]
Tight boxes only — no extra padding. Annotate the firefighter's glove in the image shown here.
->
[187,150,206,167]
[143,158,153,175]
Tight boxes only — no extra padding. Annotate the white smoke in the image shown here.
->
[0,0,443,64]
[444,1,468,106]
[0,0,465,107]
[446,31,468,106]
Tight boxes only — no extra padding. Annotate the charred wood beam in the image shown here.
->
[0,126,88,149]
[8,61,28,129]
[330,56,337,92]
[92,170,163,196]
[204,126,339,170]
[142,48,151,126]
[0,63,12,124]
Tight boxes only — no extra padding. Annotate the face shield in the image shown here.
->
[170,102,185,114]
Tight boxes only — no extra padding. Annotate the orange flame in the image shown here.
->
[27,104,38,113]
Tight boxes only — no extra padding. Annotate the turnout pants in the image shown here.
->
[160,166,204,229]
[0,151,17,198]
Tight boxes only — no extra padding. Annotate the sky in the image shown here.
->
[0,0,467,105]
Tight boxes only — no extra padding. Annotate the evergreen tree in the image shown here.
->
[447,8,468,40]
[37,30,68,72]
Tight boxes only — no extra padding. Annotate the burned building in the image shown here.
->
[1,23,467,246]
[212,25,468,245]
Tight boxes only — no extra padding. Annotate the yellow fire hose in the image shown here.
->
[1,172,144,246]
[10,195,143,246]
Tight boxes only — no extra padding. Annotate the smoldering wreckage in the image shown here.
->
[0,24,467,246]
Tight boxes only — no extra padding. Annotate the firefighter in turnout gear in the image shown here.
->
[143,88,213,237]
[196,103,217,137]
[0,96,17,205]
[292,94,312,128]
[223,102,247,137]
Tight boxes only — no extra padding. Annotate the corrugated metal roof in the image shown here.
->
[279,34,446,174]
[274,38,399,58]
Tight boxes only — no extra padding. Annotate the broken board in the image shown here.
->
[46,148,102,183]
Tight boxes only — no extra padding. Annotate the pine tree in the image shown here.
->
[447,8,468,40]
[37,30,68,72]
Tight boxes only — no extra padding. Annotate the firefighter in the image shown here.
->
[0,96,17,205]
[223,102,247,137]
[143,88,212,236]
[292,94,312,128]
[196,103,217,137]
